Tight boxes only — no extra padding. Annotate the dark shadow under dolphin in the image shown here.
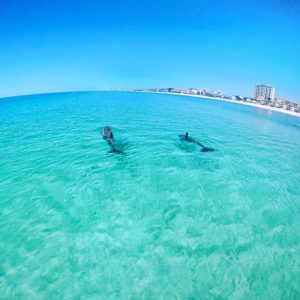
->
[102,126,124,154]
[179,132,216,152]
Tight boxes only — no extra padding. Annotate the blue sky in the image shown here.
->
[0,0,300,100]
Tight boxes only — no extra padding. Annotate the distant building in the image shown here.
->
[214,90,223,97]
[254,85,275,102]
[199,88,209,96]
[234,95,244,100]
[188,88,198,95]
[274,97,289,105]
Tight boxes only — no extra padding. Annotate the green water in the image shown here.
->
[0,92,299,299]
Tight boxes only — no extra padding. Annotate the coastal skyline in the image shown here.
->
[1,0,300,101]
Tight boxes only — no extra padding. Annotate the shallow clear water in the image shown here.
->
[0,91,300,299]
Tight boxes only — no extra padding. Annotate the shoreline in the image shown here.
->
[135,91,300,119]
[1,90,299,119]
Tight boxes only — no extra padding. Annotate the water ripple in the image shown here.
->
[0,92,300,299]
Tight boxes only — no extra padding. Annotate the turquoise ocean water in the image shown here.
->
[0,91,299,299]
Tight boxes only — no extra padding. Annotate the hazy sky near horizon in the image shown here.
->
[0,0,300,100]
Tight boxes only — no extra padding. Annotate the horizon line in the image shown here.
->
[0,88,298,104]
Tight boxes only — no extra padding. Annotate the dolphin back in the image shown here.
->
[179,132,216,152]
[102,126,112,138]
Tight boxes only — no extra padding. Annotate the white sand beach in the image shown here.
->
[140,91,300,119]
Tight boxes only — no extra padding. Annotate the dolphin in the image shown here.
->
[179,132,215,152]
[101,126,123,154]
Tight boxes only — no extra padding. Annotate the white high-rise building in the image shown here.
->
[254,85,275,101]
